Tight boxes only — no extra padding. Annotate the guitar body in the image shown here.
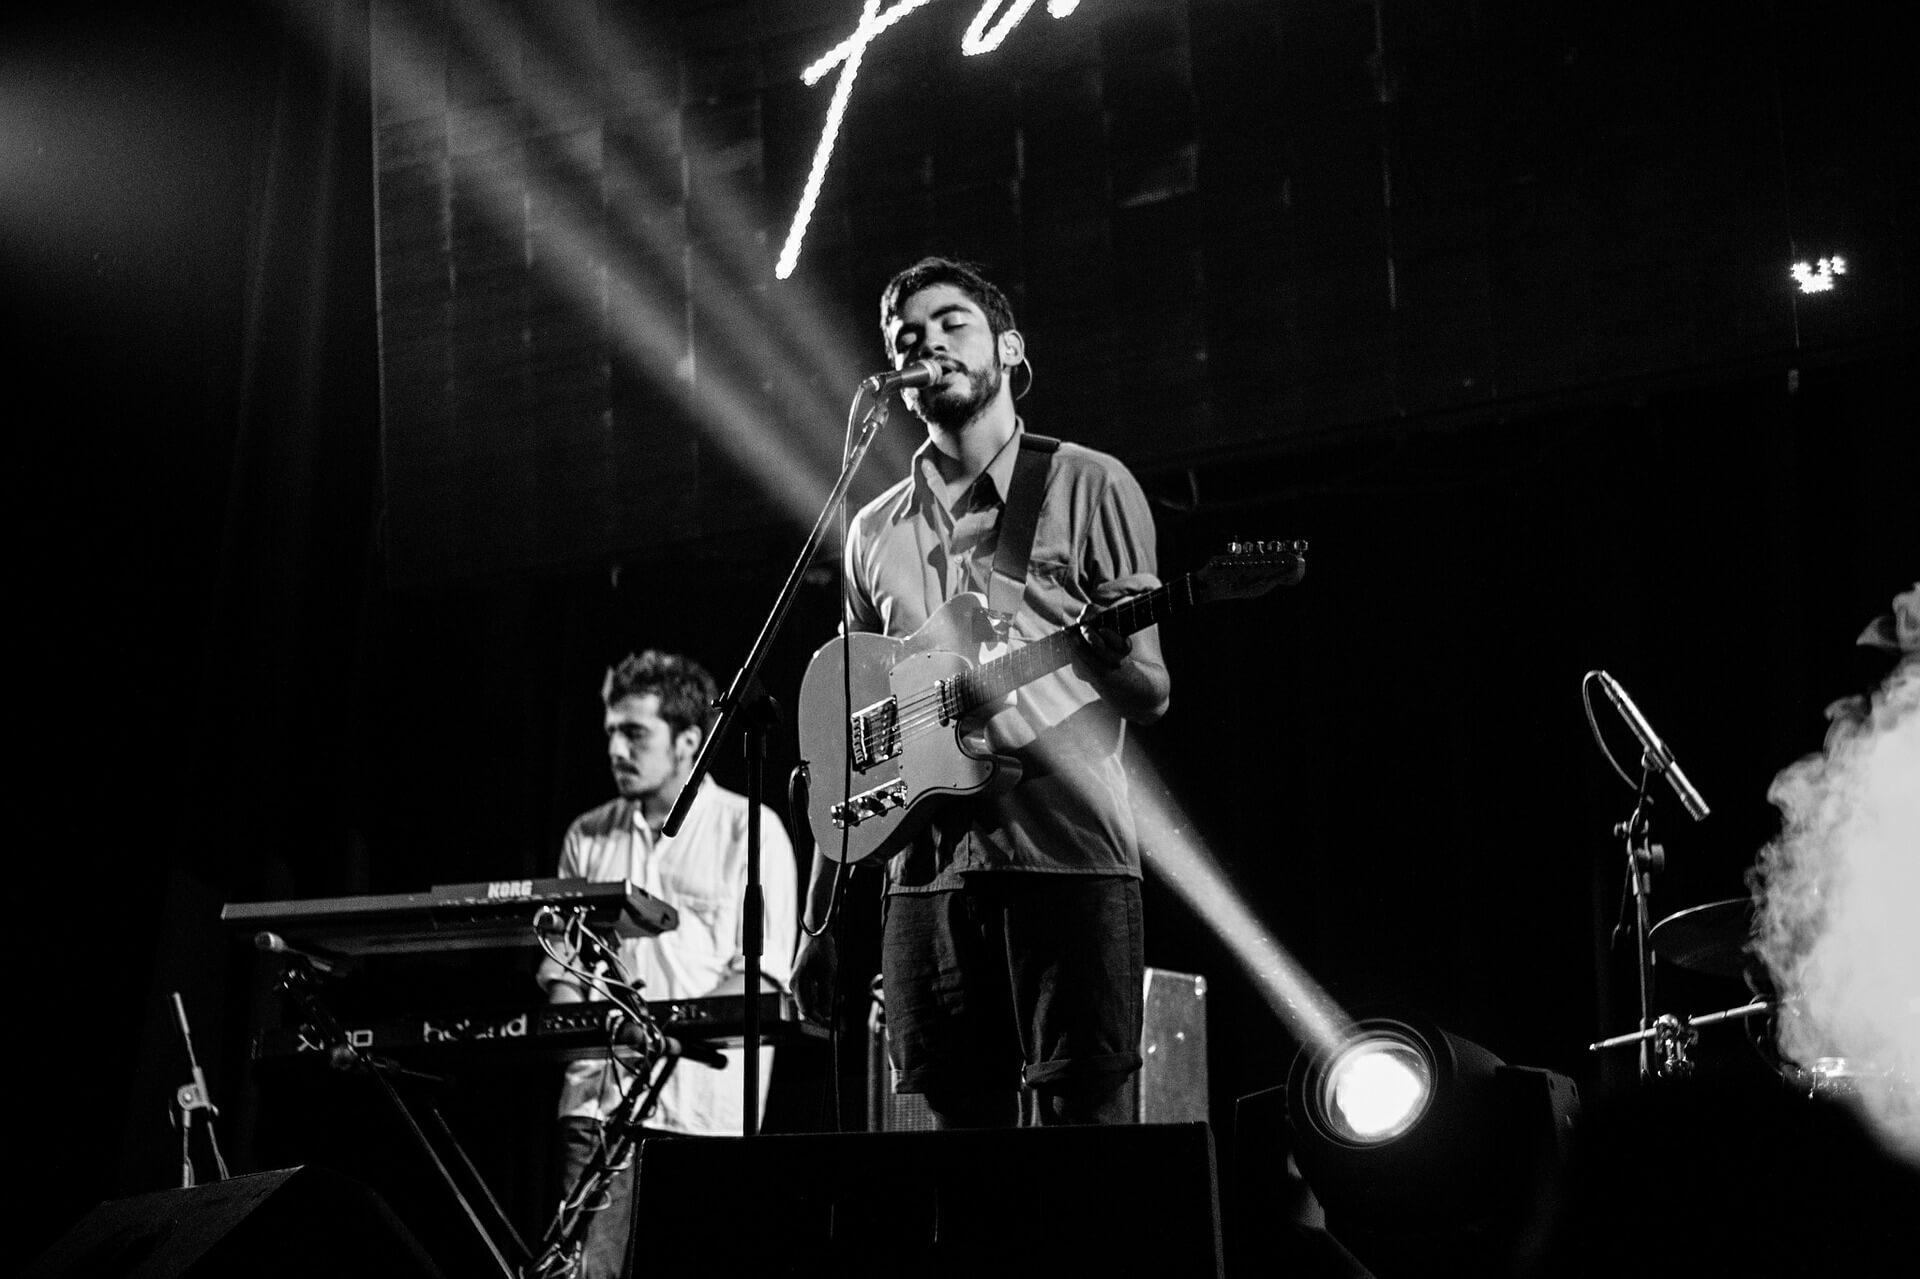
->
[797,594,1022,865]
[795,541,1307,866]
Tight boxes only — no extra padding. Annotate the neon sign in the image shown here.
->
[775,1,1085,280]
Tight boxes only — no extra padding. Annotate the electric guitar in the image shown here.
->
[795,540,1307,864]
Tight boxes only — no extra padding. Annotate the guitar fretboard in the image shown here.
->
[950,576,1195,714]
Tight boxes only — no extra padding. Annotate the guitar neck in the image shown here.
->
[952,577,1192,714]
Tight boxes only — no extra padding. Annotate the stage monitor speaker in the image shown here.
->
[868,966,1209,1131]
[632,1122,1225,1278]
[21,1166,444,1279]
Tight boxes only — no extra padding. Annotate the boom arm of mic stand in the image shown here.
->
[664,389,894,840]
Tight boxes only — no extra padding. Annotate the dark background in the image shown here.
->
[8,0,1913,1270]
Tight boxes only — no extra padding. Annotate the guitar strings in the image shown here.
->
[882,627,1072,745]
[868,591,1165,753]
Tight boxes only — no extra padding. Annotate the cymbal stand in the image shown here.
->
[1589,998,1774,1069]
[1615,763,1667,1084]
[1651,1013,1698,1078]
[269,959,526,1279]
[526,1007,677,1279]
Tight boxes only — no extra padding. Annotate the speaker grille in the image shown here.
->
[867,999,940,1132]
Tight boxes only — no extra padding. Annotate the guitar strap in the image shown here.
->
[987,430,1060,619]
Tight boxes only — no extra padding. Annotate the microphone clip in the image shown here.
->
[255,931,351,979]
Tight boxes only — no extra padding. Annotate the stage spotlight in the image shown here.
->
[1273,1016,1579,1279]
[1317,1033,1434,1143]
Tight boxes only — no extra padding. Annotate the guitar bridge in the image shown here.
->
[829,779,908,829]
[848,696,899,769]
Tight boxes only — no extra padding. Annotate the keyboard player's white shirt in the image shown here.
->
[535,778,798,1134]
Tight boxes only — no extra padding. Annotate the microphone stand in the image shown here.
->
[170,991,228,1187]
[661,382,899,1136]
[1615,760,1666,1085]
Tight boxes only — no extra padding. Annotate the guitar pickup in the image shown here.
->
[848,696,900,770]
[829,779,908,829]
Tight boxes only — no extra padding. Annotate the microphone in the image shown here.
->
[860,358,945,392]
[611,1014,730,1070]
[1595,671,1710,821]
[254,931,346,976]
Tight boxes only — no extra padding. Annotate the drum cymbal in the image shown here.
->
[1650,898,1755,979]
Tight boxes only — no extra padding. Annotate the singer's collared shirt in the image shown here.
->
[534,778,799,1134]
[841,422,1160,892]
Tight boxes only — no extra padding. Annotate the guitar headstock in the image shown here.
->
[1190,540,1308,603]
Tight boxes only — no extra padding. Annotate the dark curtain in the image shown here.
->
[12,0,382,1255]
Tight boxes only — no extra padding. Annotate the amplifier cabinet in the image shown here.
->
[1131,966,1210,1123]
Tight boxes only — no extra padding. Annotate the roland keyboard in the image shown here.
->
[252,992,823,1065]
[220,877,678,958]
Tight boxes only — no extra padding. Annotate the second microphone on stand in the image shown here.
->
[1595,670,1711,821]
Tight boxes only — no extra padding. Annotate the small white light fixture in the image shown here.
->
[1790,256,1848,295]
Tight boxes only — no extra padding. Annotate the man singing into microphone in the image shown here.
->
[793,257,1170,1129]
[537,649,798,1279]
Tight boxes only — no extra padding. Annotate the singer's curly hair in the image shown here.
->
[878,256,1019,353]
[602,650,718,741]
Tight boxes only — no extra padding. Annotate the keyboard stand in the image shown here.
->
[268,957,530,1279]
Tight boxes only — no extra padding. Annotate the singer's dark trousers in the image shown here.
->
[881,872,1145,1126]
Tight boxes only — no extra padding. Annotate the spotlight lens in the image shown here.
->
[1325,1039,1432,1143]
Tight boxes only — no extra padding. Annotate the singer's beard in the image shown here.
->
[912,357,1004,430]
